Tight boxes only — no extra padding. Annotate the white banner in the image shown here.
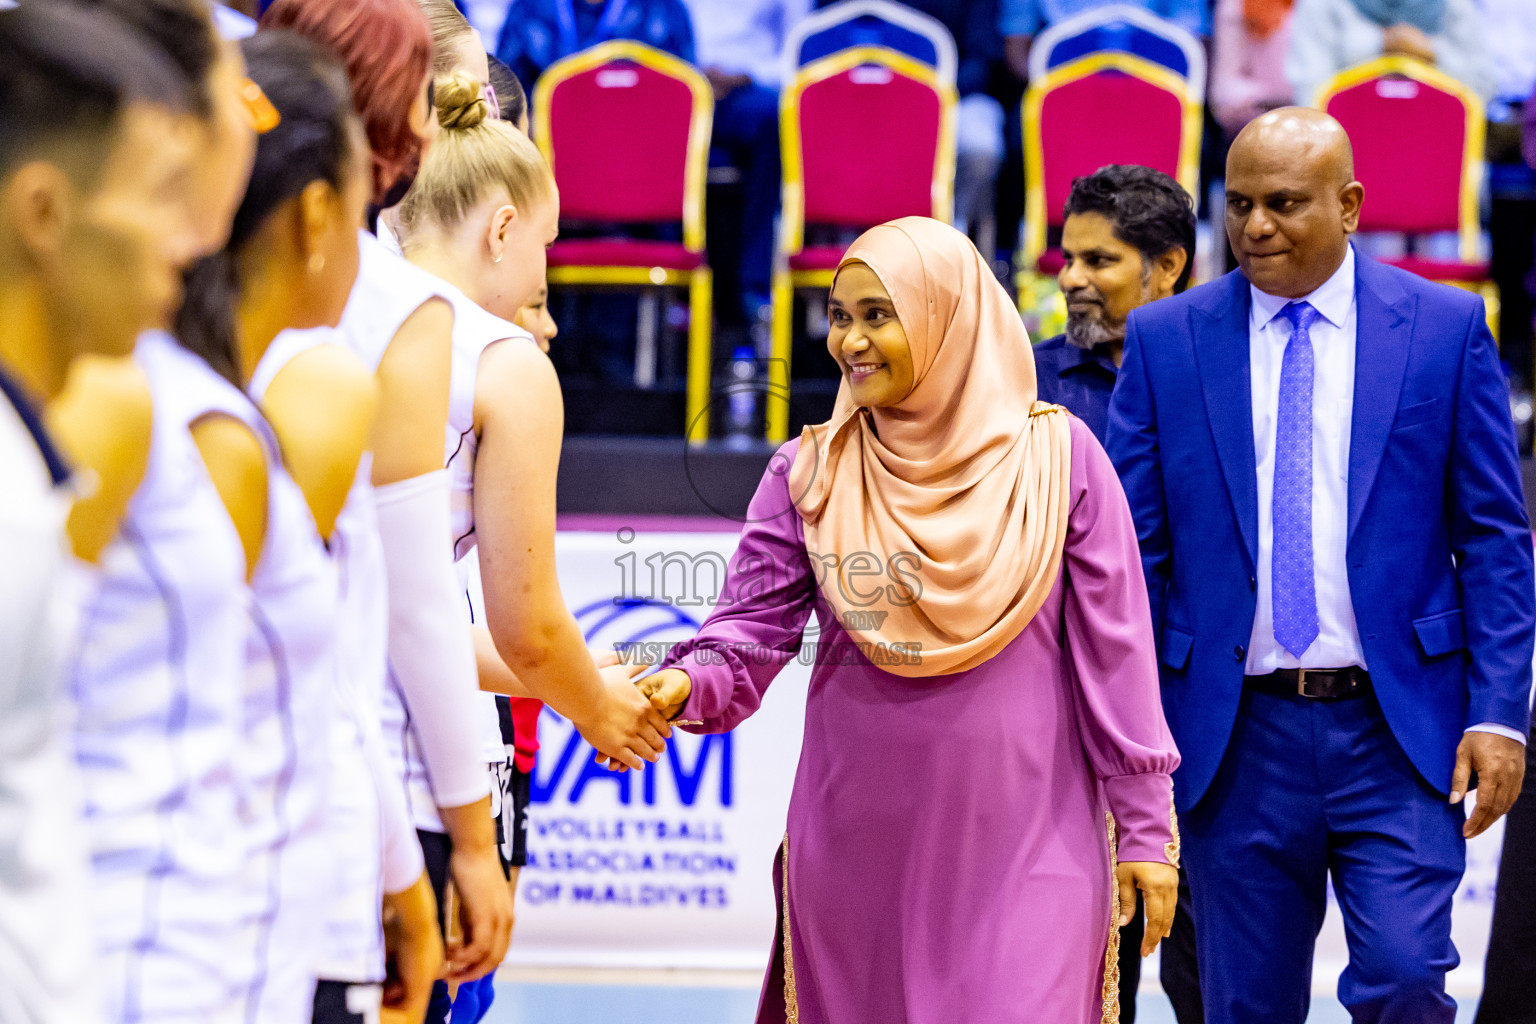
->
[489,526,1508,989]
[491,529,809,969]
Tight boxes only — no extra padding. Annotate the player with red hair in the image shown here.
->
[258,0,514,1017]
[262,0,436,208]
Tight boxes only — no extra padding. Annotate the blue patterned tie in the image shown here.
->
[1272,301,1321,657]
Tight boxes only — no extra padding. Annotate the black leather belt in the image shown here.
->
[1246,667,1371,700]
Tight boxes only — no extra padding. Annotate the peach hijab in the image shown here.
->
[787,218,1072,678]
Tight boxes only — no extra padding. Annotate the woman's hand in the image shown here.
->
[1382,22,1436,63]
[639,668,693,721]
[1116,861,1178,956]
[438,800,513,983]
[573,662,672,771]
[381,870,444,1023]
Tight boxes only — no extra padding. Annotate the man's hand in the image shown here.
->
[703,66,750,101]
[1382,22,1436,63]
[437,798,513,982]
[639,668,692,721]
[1116,861,1178,957]
[1451,731,1526,838]
[573,662,672,771]
[381,871,443,1024]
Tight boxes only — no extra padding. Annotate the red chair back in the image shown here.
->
[1023,53,1199,268]
[782,48,955,250]
[534,42,712,242]
[1039,75,1182,226]
[1320,57,1482,238]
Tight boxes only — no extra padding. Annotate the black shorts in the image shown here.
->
[491,761,531,874]
[311,980,381,1024]
[417,828,452,932]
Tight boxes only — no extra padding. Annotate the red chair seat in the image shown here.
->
[787,246,846,272]
[547,239,704,270]
[1034,248,1066,275]
[1381,254,1490,282]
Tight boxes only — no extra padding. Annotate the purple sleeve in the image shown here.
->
[661,440,819,732]
[1060,417,1182,865]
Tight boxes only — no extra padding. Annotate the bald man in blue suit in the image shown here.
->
[1108,108,1534,1023]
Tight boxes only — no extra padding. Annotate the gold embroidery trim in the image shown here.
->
[1166,801,1181,869]
[1029,401,1067,418]
[1103,812,1121,1024]
[781,834,800,1024]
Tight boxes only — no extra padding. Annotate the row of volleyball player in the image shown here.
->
[0,2,669,1024]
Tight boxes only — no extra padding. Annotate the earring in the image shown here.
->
[308,252,325,274]
[493,253,503,264]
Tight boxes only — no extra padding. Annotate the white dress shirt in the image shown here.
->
[681,0,812,87]
[1245,246,1524,745]
[1247,246,1362,675]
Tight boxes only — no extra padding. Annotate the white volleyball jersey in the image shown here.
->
[438,286,533,767]
[249,325,422,985]
[68,332,249,1024]
[337,231,448,369]
[0,367,99,1024]
[379,277,534,814]
[461,557,514,764]
[442,290,534,767]
[332,232,468,835]
[439,281,535,562]
[185,359,339,1024]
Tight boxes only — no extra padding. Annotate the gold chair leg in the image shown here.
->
[1479,280,1500,345]
[767,270,795,444]
[686,268,713,446]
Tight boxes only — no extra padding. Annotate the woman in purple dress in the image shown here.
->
[640,218,1180,1023]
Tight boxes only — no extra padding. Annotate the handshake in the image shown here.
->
[579,647,694,773]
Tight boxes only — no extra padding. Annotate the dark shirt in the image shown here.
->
[812,0,1000,96]
[1032,333,1119,443]
[496,0,696,93]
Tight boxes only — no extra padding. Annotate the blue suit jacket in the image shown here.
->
[1107,252,1535,811]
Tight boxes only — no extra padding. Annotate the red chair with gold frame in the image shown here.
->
[1019,51,1201,302]
[767,46,956,442]
[532,40,715,443]
[1316,56,1492,311]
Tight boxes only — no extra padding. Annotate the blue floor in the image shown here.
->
[479,983,1480,1023]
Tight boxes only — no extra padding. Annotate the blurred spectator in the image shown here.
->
[494,0,695,93]
[995,0,1208,273]
[1528,78,1536,170]
[684,0,811,324]
[1285,0,1493,106]
[1482,0,1535,391]
[457,0,512,39]
[812,0,1004,258]
[1480,0,1535,110]
[1211,0,1294,137]
[1000,0,1211,83]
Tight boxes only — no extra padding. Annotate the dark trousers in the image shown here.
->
[1119,867,1203,1023]
[1475,706,1536,1024]
[1184,689,1465,1024]
[310,981,380,1024]
[708,82,780,315]
[419,829,454,1024]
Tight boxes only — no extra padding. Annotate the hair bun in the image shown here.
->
[436,70,487,130]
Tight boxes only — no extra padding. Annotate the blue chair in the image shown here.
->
[1027,4,1205,97]
[781,0,957,86]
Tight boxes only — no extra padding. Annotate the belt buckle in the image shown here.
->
[1296,668,1313,698]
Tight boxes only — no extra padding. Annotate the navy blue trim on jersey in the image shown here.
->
[0,362,72,485]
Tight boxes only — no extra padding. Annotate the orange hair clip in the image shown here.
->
[239,78,281,134]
